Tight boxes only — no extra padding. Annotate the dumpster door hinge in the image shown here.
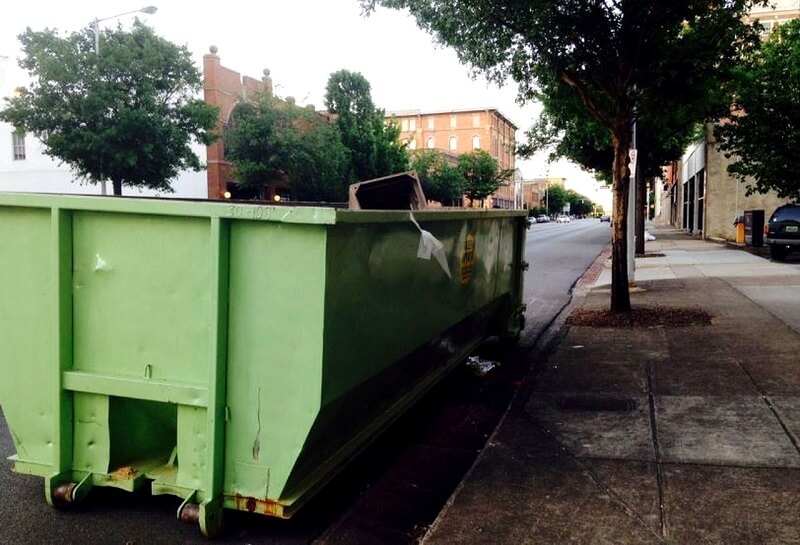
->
[224,405,231,422]
[521,261,530,271]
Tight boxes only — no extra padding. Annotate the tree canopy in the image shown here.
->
[715,18,800,202]
[409,149,463,204]
[363,0,761,311]
[543,184,569,216]
[324,69,408,181]
[224,96,351,202]
[0,22,218,196]
[457,149,512,205]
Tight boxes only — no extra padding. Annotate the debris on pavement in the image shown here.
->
[465,356,500,376]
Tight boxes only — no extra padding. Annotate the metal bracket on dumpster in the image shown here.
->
[49,472,94,505]
[71,472,94,502]
[177,489,199,522]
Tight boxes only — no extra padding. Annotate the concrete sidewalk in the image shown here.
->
[423,226,800,544]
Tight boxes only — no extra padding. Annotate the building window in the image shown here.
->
[472,113,480,128]
[401,119,409,132]
[472,135,480,149]
[409,119,416,131]
[449,136,458,151]
[427,137,435,149]
[450,114,457,128]
[427,117,435,129]
[12,130,26,161]
[408,139,417,150]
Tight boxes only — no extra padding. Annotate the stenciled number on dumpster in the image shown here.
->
[460,233,476,285]
[227,205,272,220]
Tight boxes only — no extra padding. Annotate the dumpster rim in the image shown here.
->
[0,192,338,225]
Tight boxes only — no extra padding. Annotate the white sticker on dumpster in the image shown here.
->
[409,211,452,279]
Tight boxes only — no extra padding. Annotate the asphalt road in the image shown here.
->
[521,217,612,344]
[0,217,610,545]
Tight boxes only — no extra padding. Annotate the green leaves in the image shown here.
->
[324,70,409,181]
[0,22,218,195]
[224,96,351,202]
[457,149,512,204]
[409,149,463,204]
[715,18,800,201]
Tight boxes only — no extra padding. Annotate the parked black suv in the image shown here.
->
[765,204,800,261]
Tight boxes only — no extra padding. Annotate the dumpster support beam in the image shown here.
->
[45,207,75,506]
[200,217,230,536]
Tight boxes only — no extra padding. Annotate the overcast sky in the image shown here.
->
[0,0,612,208]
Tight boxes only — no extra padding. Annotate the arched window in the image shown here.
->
[408,139,417,150]
[472,135,481,149]
[449,136,458,151]
[427,137,435,149]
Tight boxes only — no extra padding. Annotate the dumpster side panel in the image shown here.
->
[322,215,516,398]
[71,212,211,381]
[278,213,523,504]
[0,207,56,469]
[223,221,326,503]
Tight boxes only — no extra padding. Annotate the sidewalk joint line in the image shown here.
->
[523,413,669,544]
[736,360,800,459]
[646,361,668,539]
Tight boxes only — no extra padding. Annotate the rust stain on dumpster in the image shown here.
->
[233,494,287,518]
[111,466,137,480]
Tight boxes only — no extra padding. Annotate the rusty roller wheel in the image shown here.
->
[51,482,77,504]
[179,503,200,525]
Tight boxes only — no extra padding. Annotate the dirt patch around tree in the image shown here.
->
[567,306,713,328]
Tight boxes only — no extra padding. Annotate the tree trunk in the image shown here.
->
[112,179,122,196]
[611,128,632,313]
[635,171,646,255]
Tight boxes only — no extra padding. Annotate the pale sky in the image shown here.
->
[0,0,612,209]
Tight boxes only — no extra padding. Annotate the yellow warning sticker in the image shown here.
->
[460,233,476,284]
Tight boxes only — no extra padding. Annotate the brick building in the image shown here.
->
[387,108,518,207]
[203,47,273,200]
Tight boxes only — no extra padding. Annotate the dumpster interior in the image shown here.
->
[348,172,428,210]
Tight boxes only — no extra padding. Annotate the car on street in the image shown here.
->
[600,215,611,223]
[535,215,550,223]
[556,215,571,223]
[765,204,800,261]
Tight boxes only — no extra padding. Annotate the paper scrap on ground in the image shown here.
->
[466,355,500,376]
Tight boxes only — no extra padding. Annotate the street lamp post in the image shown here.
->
[90,5,157,195]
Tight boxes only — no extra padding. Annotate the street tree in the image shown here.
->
[566,190,594,217]
[225,96,351,202]
[715,18,800,202]
[457,150,512,207]
[363,0,761,312]
[409,149,463,205]
[521,72,714,253]
[0,22,218,196]
[324,69,408,181]
[543,184,568,216]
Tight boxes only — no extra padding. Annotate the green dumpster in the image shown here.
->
[0,193,526,535]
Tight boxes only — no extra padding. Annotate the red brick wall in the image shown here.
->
[203,48,271,199]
